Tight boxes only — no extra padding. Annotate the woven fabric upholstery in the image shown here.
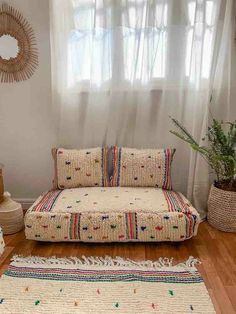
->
[0,227,4,256]
[111,147,175,189]
[25,187,200,242]
[52,147,109,189]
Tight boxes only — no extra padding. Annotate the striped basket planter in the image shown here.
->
[207,184,236,232]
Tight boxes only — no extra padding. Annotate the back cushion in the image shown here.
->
[52,147,109,189]
[111,147,175,189]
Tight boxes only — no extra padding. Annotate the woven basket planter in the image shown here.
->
[207,184,236,232]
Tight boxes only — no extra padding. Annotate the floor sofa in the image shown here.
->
[25,147,200,242]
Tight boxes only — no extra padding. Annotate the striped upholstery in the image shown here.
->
[111,147,175,189]
[24,147,200,243]
[25,187,200,242]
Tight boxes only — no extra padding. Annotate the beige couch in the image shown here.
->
[25,147,200,242]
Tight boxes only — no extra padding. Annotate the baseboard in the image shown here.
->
[13,198,35,210]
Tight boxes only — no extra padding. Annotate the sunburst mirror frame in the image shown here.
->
[0,3,38,83]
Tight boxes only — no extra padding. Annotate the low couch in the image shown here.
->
[25,147,200,242]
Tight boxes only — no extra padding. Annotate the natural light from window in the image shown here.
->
[68,0,216,88]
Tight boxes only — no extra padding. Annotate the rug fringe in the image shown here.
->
[11,255,200,271]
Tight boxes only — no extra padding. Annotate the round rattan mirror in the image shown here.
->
[0,3,38,83]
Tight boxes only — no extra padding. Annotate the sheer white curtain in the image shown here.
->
[50,0,235,218]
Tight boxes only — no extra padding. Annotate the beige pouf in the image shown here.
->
[0,193,24,235]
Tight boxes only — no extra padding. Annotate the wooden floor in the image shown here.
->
[0,221,235,314]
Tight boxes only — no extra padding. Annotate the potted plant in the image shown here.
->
[170,118,236,232]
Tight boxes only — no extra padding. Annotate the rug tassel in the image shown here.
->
[11,255,200,271]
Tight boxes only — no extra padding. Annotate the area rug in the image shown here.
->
[0,256,215,313]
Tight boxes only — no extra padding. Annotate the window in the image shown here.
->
[186,0,216,78]
[122,1,168,81]
[66,0,218,89]
[68,0,112,87]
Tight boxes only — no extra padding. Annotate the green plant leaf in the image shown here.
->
[170,117,236,189]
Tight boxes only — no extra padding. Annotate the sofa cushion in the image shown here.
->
[52,147,109,189]
[111,147,175,189]
[25,187,200,242]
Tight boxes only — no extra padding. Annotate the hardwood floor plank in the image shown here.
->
[206,273,236,314]
[225,286,236,312]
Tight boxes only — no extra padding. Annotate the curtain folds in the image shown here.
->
[50,0,236,218]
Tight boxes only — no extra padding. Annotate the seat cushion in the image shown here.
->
[25,187,200,242]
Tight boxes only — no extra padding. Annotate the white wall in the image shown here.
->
[0,0,56,203]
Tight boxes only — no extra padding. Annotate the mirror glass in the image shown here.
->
[0,34,19,60]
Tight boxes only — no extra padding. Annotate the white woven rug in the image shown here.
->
[0,256,215,313]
